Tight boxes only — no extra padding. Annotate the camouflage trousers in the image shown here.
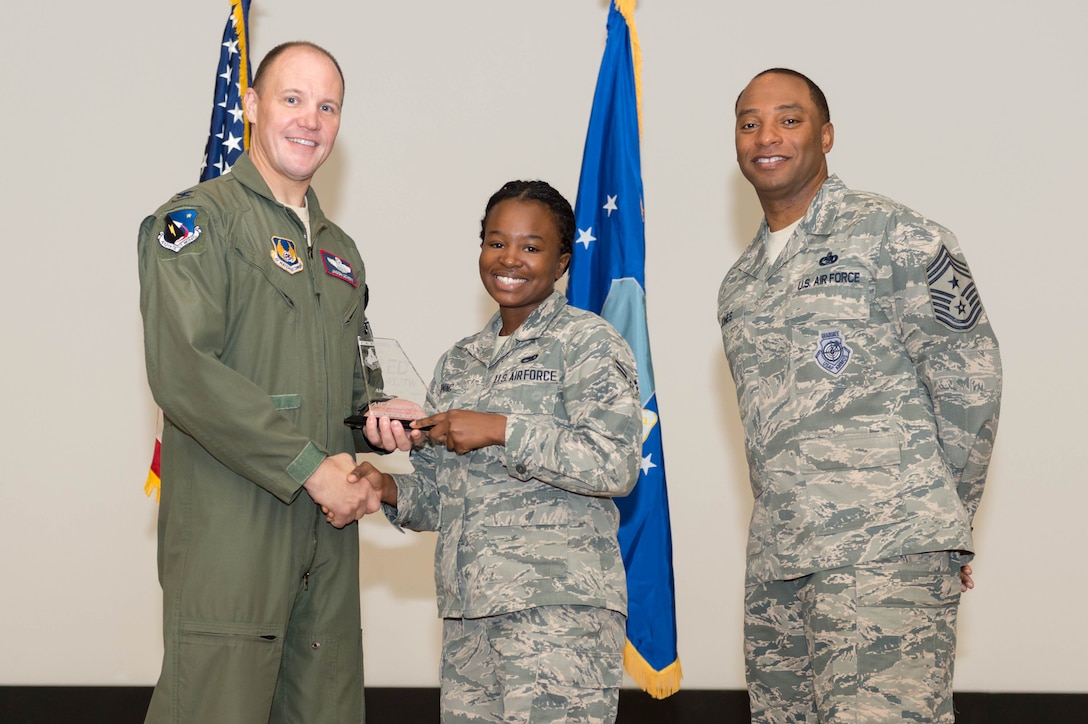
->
[745,552,961,723]
[440,605,625,724]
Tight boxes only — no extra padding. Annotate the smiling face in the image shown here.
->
[735,72,834,228]
[479,199,571,335]
[243,45,344,205]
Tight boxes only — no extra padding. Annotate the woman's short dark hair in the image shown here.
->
[479,180,575,257]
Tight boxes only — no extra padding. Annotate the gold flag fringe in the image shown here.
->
[144,468,161,502]
[624,640,683,700]
[232,0,251,149]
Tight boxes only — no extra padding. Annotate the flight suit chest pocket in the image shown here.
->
[317,257,364,329]
[338,289,364,340]
[233,244,300,312]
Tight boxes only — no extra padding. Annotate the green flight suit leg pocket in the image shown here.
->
[171,619,286,724]
[270,627,364,724]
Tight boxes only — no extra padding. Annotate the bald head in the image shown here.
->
[253,41,345,103]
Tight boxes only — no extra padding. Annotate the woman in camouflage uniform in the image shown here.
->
[354,180,642,723]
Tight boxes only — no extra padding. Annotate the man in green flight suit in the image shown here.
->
[138,41,407,723]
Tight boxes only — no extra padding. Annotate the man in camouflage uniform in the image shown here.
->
[718,69,1002,722]
[354,181,641,723]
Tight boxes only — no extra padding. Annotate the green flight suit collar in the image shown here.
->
[229,151,327,224]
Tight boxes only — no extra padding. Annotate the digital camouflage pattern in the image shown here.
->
[745,552,960,723]
[440,605,625,723]
[718,176,1002,585]
[385,290,642,619]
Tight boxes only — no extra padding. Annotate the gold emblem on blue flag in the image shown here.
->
[271,236,303,274]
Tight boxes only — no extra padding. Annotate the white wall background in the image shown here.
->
[1,0,1084,693]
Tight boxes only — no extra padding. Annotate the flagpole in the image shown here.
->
[567,0,682,699]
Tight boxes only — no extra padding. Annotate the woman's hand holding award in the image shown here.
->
[344,337,429,430]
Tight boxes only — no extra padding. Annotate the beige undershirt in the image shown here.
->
[492,332,511,363]
[286,201,312,249]
[765,219,800,264]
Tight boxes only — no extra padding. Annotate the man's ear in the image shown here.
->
[822,121,835,154]
[243,87,259,125]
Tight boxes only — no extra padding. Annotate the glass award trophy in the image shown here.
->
[344,337,429,430]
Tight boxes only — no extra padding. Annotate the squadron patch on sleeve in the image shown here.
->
[814,329,852,375]
[271,236,304,274]
[926,243,982,332]
[157,210,202,252]
[319,249,358,286]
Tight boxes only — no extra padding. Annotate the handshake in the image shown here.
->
[303,415,422,528]
[304,408,510,527]
[303,453,393,528]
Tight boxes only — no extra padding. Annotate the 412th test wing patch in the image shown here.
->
[157,209,202,252]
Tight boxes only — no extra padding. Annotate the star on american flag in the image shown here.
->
[200,0,251,183]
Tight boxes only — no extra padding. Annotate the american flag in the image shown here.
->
[146,0,252,500]
[201,0,252,181]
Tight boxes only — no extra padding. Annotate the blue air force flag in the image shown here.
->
[566,0,681,699]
